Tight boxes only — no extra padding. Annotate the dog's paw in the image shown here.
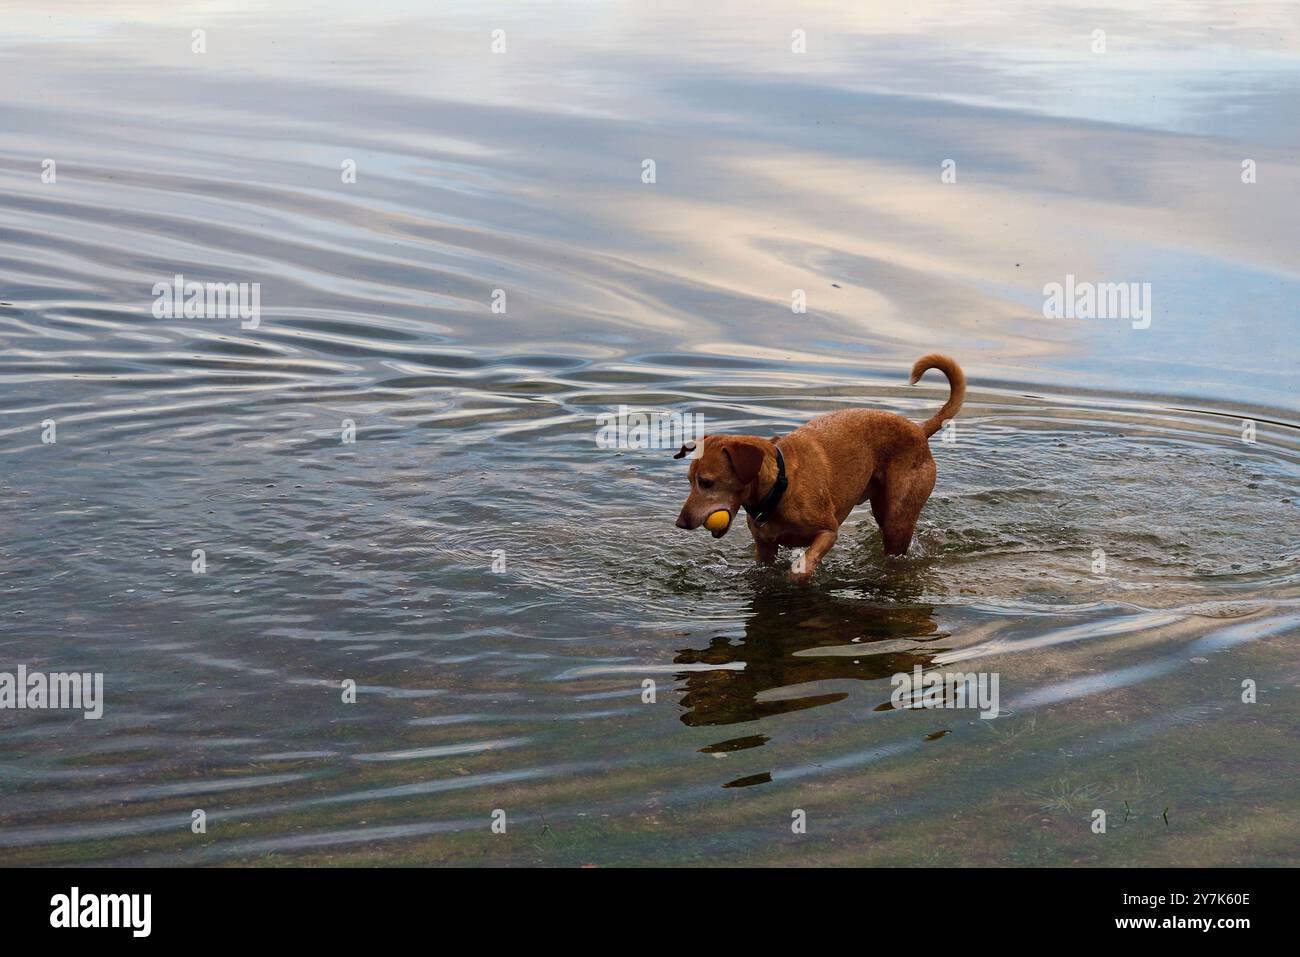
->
[787,570,813,585]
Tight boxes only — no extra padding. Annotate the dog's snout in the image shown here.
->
[675,512,692,530]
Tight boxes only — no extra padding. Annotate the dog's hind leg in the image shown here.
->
[877,457,936,556]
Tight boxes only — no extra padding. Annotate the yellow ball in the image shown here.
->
[704,510,731,533]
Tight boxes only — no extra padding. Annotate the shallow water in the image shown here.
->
[2,1,1298,866]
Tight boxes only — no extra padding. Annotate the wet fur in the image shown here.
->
[674,354,965,583]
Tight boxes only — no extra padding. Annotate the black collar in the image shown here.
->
[743,447,787,526]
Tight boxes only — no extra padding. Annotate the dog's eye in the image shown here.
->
[697,477,714,490]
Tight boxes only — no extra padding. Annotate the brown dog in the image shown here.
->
[674,354,964,583]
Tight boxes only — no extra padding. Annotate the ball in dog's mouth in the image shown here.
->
[705,510,731,537]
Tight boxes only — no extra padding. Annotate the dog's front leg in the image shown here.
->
[754,539,778,564]
[789,530,837,583]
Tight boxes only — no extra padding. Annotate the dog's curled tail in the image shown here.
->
[910,354,966,439]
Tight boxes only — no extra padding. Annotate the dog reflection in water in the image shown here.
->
[674,590,946,731]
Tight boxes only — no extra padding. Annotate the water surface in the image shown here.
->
[1,1,1298,866]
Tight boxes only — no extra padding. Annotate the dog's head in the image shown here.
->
[673,434,769,537]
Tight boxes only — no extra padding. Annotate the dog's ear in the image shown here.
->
[721,438,766,485]
[673,440,697,460]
